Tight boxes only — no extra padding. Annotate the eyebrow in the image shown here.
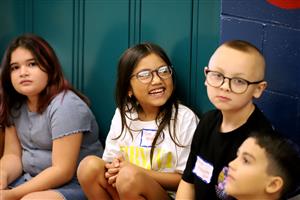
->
[241,151,256,161]
[135,65,168,72]
[237,148,256,160]
[10,58,36,66]
[209,66,247,77]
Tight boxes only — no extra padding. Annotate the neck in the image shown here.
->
[27,96,39,112]
[138,107,160,121]
[220,103,255,132]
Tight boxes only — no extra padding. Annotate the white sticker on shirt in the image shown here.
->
[140,129,157,147]
[193,156,214,184]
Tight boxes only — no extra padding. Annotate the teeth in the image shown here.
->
[150,88,164,94]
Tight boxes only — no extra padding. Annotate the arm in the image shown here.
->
[0,126,22,189]
[106,156,181,191]
[9,132,82,198]
[176,179,195,199]
[142,166,181,190]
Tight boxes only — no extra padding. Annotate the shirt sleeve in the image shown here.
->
[102,108,122,162]
[175,105,199,173]
[181,122,201,183]
[48,91,94,139]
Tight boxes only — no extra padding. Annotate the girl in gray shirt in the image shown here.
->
[0,34,103,200]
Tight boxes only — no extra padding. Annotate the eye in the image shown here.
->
[27,61,38,67]
[232,78,247,86]
[209,71,223,80]
[137,70,151,80]
[10,64,19,72]
[242,156,251,165]
[158,66,170,75]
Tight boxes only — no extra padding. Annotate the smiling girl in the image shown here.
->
[77,42,199,200]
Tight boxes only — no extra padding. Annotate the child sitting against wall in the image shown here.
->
[176,40,274,200]
[77,42,199,200]
[0,34,103,200]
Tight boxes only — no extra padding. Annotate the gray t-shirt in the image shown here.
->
[12,90,103,177]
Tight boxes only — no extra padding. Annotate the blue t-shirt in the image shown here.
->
[12,90,103,177]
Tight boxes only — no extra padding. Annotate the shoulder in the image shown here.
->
[177,104,198,116]
[47,90,93,119]
[194,109,220,134]
[176,104,200,122]
[201,109,220,122]
[49,90,89,110]
[250,105,274,129]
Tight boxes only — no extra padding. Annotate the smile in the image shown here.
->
[149,88,165,96]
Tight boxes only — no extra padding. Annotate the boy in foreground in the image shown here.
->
[226,131,300,200]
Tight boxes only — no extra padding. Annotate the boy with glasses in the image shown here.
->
[176,40,274,200]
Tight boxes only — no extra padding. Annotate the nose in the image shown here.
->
[219,77,231,91]
[19,65,29,77]
[151,71,161,84]
[228,157,237,170]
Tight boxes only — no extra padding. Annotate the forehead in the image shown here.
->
[133,53,167,72]
[239,138,268,162]
[11,47,34,63]
[208,45,264,78]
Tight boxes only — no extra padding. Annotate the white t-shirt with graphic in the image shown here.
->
[103,104,199,174]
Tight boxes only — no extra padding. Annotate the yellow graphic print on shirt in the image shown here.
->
[120,146,173,170]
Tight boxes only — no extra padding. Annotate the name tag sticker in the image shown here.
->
[140,129,157,147]
[193,156,214,184]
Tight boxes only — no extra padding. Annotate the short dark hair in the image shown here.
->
[222,40,263,55]
[250,131,300,199]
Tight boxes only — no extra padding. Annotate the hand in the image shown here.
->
[105,157,121,187]
[104,155,126,187]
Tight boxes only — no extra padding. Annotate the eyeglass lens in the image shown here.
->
[136,66,172,83]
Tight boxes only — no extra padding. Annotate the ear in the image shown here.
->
[265,176,283,195]
[128,90,133,98]
[204,66,209,75]
[204,67,209,86]
[253,81,267,98]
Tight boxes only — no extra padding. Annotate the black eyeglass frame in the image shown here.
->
[131,65,173,84]
[204,68,264,94]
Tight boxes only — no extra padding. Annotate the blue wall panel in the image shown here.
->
[193,0,220,114]
[256,91,299,143]
[264,26,300,96]
[83,0,130,143]
[141,0,193,103]
[220,17,264,50]
[222,0,300,28]
[221,17,264,50]
[0,0,28,56]
[32,0,75,82]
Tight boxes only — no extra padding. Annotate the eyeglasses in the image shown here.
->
[205,68,264,94]
[131,65,172,84]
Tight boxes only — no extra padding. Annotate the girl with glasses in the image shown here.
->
[77,42,199,200]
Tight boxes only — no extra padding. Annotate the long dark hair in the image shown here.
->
[115,42,181,167]
[0,34,89,126]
